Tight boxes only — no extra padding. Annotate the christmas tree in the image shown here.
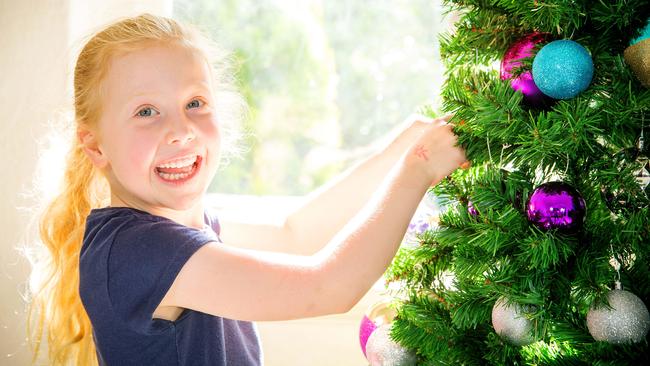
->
[364,1,650,365]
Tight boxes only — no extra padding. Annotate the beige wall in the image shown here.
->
[0,1,169,364]
[0,1,379,365]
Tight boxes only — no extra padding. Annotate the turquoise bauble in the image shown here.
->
[532,40,594,99]
[625,17,650,88]
[630,18,650,46]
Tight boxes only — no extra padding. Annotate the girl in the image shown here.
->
[27,13,466,366]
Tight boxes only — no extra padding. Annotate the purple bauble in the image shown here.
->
[526,181,586,231]
[501,33,553,107]
[468,200,479,217]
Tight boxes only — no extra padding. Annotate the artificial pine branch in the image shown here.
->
[384,0,650,364]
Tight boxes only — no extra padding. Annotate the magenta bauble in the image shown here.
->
[359,315,378,357]
[526,181,586,231]
[501,32,553,107]
[359,300,396,358]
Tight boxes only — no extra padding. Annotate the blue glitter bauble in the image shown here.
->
[532,40,594,99]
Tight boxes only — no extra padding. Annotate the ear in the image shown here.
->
[77,127,109,169]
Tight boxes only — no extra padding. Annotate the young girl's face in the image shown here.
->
[92,43,220,212]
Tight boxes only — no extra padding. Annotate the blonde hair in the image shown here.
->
[26,13,242,365]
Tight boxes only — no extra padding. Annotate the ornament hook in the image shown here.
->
[609,242,623,290]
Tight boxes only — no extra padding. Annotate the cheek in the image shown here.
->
[110,131,158,176]
[200,115,220,139]
[210,127,221,151]
[202,119,221,152]
[131,134,159,172]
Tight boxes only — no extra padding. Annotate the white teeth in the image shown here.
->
[157,171,192,180]
[157,155,198,169]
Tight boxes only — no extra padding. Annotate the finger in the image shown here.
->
[432,114,453,125]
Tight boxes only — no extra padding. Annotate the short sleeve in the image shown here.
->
[107,219,218,334]
[204,209,222,240]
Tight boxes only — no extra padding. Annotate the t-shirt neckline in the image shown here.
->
[96,206,212,232]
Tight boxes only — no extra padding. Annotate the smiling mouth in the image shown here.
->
[155,155,202,184]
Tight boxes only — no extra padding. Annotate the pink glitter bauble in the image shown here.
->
[359,315,378,357]
[500,32,552,107]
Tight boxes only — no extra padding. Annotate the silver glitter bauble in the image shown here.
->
[491,297,535,346]
[587,289,650,344]
[365,324,417,366]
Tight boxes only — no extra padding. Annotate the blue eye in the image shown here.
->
[135,99,203,118]
[136,107,158,118]
[187,99,204,109]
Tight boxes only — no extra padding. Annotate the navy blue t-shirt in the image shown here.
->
[79,206,263,365]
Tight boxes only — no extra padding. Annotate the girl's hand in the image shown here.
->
[402,114,468,186]
[381,114,440,155]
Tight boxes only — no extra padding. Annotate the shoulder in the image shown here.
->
[86,206,217,245]
[91,205,223,239]
[110,211,219,264]
[83,206,167,242]
[81,206,219,279]
[81,207,221,333]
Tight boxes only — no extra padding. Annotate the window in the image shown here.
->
[172,2,449,364]
[173,0,447,196]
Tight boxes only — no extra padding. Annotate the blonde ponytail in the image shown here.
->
[26,13,242,365]
[27,143,108,365]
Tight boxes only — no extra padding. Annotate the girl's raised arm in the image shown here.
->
[218,114,450,255]
[158,119,465,321]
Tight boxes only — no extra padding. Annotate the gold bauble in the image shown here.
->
[624,38,650,88]
[365,300,397,327]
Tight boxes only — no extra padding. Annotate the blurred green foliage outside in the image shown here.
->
[174,0,446,195]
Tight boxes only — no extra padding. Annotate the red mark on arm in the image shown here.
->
[413,145,429,161]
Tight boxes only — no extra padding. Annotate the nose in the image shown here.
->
[166,115,196,145]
